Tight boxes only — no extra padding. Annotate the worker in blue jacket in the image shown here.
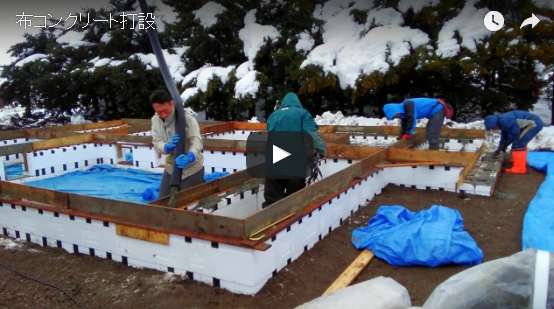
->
[262,92,327,208]
[383,98,446,150]
[484,110,543,174]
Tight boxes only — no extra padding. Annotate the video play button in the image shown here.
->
[273,145,291,164]
[246,131,315,179]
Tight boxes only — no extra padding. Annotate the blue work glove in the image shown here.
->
[164,134,180,153]
[175,151,195,169]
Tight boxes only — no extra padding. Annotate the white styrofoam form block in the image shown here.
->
[383,165,463,192]
[204,131,258,140]
[0,163,5,181]
[1,170,385,295]
[2,154,24,166]
[442,139,484,152]
[192,159,352,219]
[130,131,151,136]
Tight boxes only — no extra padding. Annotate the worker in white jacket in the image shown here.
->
[150,90,205,197]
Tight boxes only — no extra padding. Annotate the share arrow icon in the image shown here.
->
[520,13,540,29]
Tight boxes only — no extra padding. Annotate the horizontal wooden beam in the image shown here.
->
[0,181,69,209]
[456,143,486,192]
[0,129,27,141]
[386,148,475,164]
[149,168,255,207]
[32,134,95,152]
[68,194,245,239]
[318,125,485,139]
[244,149,387,238]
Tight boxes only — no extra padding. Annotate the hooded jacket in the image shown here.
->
[383,98,443,136]
[267,93,327,155]
[484,111,542,148]
[151,107,204,179]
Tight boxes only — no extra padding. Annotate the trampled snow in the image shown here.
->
[193,2,226,28]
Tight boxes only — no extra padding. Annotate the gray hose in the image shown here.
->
[138,0,186,207]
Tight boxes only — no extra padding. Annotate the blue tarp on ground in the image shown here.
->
[522,151,554,252]
[351,205,483,267]
[25,165,229,204]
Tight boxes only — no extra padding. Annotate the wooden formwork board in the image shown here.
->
[0,121,487,250]
[319,125,486,139]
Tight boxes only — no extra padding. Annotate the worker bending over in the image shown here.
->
[383,98,447,150]
[150,90,205,196]
[262,92,327,208]
[484,110,543,174]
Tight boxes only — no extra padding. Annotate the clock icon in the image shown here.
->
[484,11,504,32]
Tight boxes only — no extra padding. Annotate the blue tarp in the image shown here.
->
[5,164,24,179]
[522,151,554,252]
[25,165,230,204]
[352,205,483,267]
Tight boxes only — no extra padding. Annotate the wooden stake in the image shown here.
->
[322,250,375,295]
[375,161,444,168]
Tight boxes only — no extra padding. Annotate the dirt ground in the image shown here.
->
[0,167,546,309]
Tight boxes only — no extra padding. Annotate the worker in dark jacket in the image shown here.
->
[262,92,327,208]
[484,110,544,174]
[383,98,446,150]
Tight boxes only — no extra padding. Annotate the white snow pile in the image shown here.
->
[301,1,430,89]
[0,237,23,249]
[316,111,554,151]
[436,0,490,57]
[193,2,226,28]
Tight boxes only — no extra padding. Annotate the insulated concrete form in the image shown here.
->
[0,119,497,295]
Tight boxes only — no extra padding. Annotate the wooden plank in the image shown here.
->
[68,194,245,238]
[322,250,375,295]
[244,155,373,238]
[375,161,444,168]
[0,181,69,209]
[389,132,427,149]
[319,125,485,139]
[0,129,27,141]
[32,134,95,151]
[0,143,33,157]
[0,196,268,251]
[327,144,381,158]
[116,224,169,245]
[94,133,152,144]
[322,133,350,145]
[387,148,476,164]
[46,120,124,132]
[149,169,255,208]
[203,122,234,135]
[25,130,79,140]
[456,143,486,192]
[121,118,151,126]
[231,122,266,131]
[126,124,151,134]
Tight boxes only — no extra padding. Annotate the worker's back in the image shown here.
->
[267,93,306,132]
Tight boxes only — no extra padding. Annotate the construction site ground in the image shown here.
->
[0,165,545,309]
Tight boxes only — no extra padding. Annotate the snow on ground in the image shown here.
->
[0,237,23,249]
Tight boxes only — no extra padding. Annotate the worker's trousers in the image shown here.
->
[513,118,544,149]
[426,107,445,145]
[159,166,205,198]
[262,178,305,209]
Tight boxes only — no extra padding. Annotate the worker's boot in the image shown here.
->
[505,147,527,174]
[429,143,440,150]
[509,145,527,165]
